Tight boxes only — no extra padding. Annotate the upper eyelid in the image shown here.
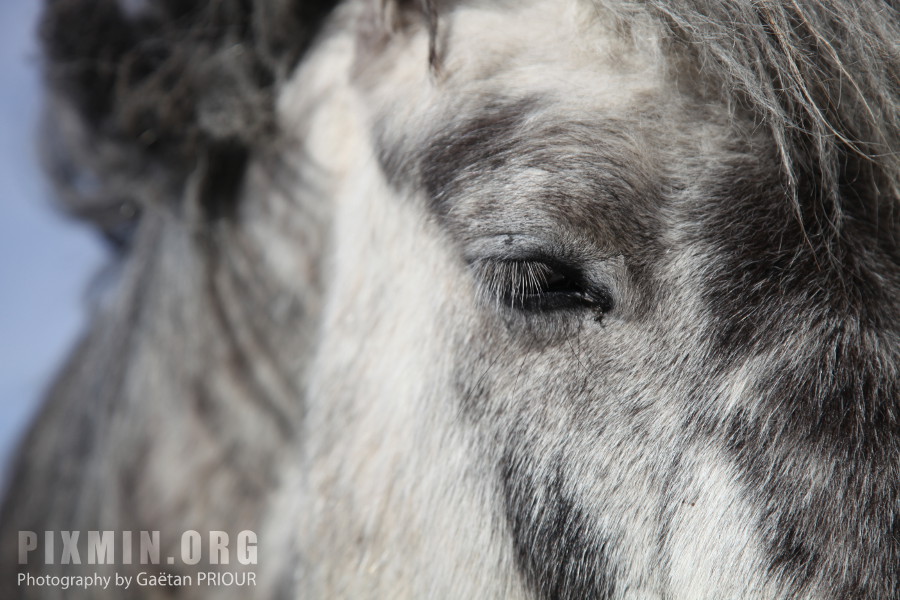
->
[464,241,618,281]
[462,232,622,265]
[463,232,624,285]
[463,234,571,265]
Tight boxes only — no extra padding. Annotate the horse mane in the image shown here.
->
[630,0,900,220]
[39,0,340,245]
[41,0,899,244]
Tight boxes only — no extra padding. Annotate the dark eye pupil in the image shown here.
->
[543,269,573,294]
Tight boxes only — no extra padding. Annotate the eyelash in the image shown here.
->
[473,258,613,315]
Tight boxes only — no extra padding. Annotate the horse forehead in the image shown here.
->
[444,0,664,96]
[360,0,671,124]
[362,0,697,242]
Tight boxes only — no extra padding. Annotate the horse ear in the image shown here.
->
[40,0,340,241]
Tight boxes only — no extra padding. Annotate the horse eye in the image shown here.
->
[474,258,613,314]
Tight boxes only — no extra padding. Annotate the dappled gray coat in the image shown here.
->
[1,0,898,598]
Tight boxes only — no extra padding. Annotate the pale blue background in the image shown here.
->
[0,1,107,482]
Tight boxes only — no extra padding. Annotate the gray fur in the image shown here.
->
[2,1,898,599]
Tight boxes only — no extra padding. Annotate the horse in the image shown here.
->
[1,0,898,598]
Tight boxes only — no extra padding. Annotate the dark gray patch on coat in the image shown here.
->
[500,447,618,600]
[680,142,900,596]
[727,332,899,594]
[691,150,900,358]
[416,98,664,245]
[419,97,540,218]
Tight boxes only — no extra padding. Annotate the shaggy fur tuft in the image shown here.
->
[40,0,339,242]
[635,0,900,223]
